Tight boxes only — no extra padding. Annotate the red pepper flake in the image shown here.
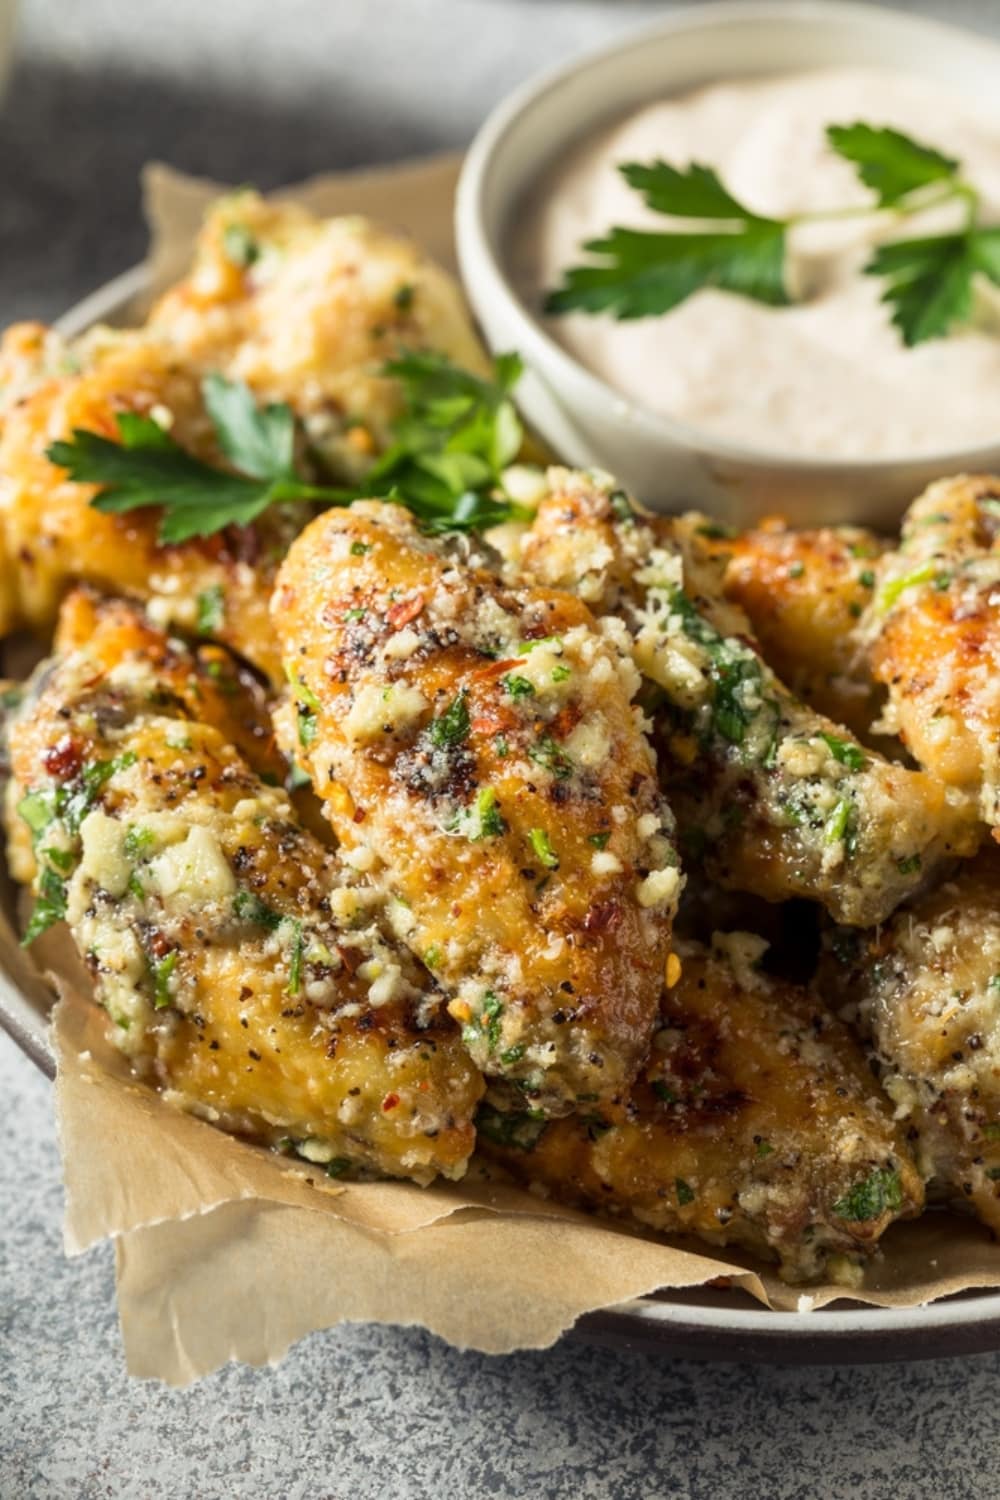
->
[381,1092,400,1112]
[386,594,424,630]
[42,735,84,781]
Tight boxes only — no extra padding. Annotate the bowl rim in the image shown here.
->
[5,243,999,1367]
[456,0,1000,476]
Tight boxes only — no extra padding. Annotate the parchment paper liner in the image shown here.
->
[7,159,1000,1385]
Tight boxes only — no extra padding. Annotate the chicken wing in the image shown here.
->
[515,468,976,926]
[148,191,490,484]
[0,326,301,680]
[5,596,483,1183]
[869,474,1000,832]
[696,518,886,735]
[820,850,1000,1234]
[478,935,923,1282]
[271,501,680,1114]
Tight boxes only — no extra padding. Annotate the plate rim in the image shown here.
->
[2,256,999,1364]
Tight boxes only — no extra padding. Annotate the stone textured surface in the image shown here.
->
[5,1,1000,1495]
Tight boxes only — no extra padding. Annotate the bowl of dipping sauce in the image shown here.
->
[456,0,1000,526]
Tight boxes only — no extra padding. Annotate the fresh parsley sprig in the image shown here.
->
[546,123,1000,346]
[46,355,530,544]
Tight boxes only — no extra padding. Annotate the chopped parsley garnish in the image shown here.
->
[196,584,225,635]
[877,562,945,613]
[325,1156,353,1179]
[152,950,179,1010]
[297,705,318,750]
[551,664,572,683]
[429,689,470,749]
[19,751,141,945]
[474,1102,547,1152]
[833,1166,903,1221]
[651,1080,676,1104]
[755,1139,775,1159]
[528,827,559,870]
[462,991,504,1054]
[546,124,1000,347]
[286,667,320,711]
[675,1178,696,1206]
[287,920,304,997]
[233,889,283,931]
[502,674,535,700]
[350,540,371,557]
[897,853,921,876]
[588,832,611,850]
[823,797,857,854]
[123,825,156,859]
[21,866,68,946]
[819,732,866,772]
[222,224,260,268]
[527,735,573,780]
[468,786,506,841]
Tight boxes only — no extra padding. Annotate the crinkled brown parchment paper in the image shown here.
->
[8,159,1000,1385]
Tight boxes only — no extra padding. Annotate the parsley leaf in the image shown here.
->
[48,383,330,545]
[546,161,788,319]
[826,123,959,207]
[48,355,531,544]
[361,351,530,533]
[866,229,1000,346]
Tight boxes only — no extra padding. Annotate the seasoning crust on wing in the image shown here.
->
[5,596,483,1183]
[821,850,1000,1235]
[698,518,886,736]
[869,474,1000,832]
[479,936,923,1282]
[149,191,490,484]
[272,501,681,1114]
[515,467,978,925]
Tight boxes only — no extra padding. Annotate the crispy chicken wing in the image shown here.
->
[5,596,483,1183]
[515,468,976,926]
[0,326,301,680]
[271,501,680,1114]
[869,474,1000,832]
[697,518,886,735]
[149,191,489,484]
[479,935,922,1282]
[820,850,1000,1234]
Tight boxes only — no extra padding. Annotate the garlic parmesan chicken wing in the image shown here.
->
[821,851,1000,1235]
[0,326,300,681]
[479,936,922,1282]
[699,518,886,736]
[869,474,1000,833]
[5,595,482,1183]
[148,191,490,484]
[514,468,976,927]
[272,501,680,1114]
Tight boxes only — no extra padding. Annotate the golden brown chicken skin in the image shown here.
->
[698,518,886,735]
[5,598,483,1183]
[271,500,681,1115]
[514,468,977,926]
[869,474,1000,833]
[821,850,1000,1235]
[0,326,301,680]
[148,191,490,485]
[479,935,923,1282]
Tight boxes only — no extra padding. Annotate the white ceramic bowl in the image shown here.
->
[457,0,1000,528]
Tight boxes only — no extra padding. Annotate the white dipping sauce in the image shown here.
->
[517,69,1000,459]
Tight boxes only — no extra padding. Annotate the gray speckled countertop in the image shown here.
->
[5,2,1000,1495]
